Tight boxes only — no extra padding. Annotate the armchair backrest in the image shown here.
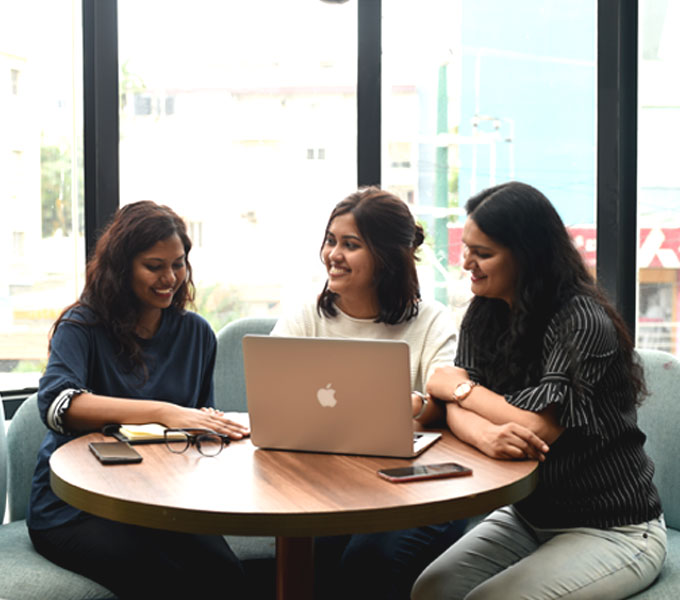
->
[0,397,7,520]
[6,393,47,522]
[636,348,680,529]
[213,317,277,412]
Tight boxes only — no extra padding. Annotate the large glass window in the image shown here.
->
[382,0,597,324]
[118,0,358,330]
[0,0,84,392]
[2,1,663,401]
[638,0,680,355]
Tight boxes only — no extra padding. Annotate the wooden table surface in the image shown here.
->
[51,429,537,536]
[50,428,538,599]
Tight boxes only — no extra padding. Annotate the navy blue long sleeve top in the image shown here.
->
[27,305,217,530]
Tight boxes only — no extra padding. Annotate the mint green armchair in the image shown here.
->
[0,393,115,599]
[630,349,680,599]
[213,316,277,413]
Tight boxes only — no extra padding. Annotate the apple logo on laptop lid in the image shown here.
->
[317,383,337,408]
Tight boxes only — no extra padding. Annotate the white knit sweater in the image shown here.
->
[271,299,457,391]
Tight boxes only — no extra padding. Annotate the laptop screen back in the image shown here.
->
[242,335,420,457]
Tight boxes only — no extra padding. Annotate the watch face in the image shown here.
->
[455,382,472,400]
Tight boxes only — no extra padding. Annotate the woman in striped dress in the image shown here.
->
[411,181,666,600]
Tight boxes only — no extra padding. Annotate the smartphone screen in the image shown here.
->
[378,462,472,483]
[89,441,143,465]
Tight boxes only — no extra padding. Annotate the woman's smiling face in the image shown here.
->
[131,234,187,314]
[462,217,518,306]
[321,212,378,316]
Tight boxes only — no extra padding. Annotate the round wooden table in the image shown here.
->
[51,429,538,599]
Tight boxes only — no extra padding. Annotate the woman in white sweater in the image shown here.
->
[272,186,463,600]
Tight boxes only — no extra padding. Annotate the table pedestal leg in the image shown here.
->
[275,536,314,600]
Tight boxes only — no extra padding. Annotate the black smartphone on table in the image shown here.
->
[89,441,143,465]
[378,462,472,483]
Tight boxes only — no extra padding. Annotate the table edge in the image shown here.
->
[51,464,538,536]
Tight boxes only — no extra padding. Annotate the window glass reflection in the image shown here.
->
[638,0,680,355]
[382,0,596,326]
[118,0,358,329]
[0,0,83,391]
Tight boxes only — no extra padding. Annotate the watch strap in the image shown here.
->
[413,391,429,419]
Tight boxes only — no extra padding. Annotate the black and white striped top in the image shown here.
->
[456,294,662,528]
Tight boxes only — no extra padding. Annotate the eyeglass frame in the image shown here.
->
[163,427,231,457]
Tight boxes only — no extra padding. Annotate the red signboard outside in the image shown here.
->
[448,226,680,269]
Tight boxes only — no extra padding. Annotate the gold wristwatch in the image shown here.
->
[452,380,477,402]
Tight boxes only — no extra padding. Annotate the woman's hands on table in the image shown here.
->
[159,404,251,439]
[444,398,550,462]
[427,365,559,457]
[473,419,549,461]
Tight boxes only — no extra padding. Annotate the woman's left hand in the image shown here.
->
[426,365,470,402]
[476,421,549,461]
[199,407,251,439]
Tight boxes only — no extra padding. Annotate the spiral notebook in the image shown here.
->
[242,335,440,458]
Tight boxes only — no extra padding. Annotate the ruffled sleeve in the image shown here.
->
[504,296,618,436]
[454,325,485,384]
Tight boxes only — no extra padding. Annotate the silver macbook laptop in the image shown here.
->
[242,335,441,458]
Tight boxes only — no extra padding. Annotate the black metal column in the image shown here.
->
[357,0,381,187]
[597,0,638,337]
[82,0,120,259]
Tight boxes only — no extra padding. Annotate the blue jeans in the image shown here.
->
[412,506,667,600]
[315,519,468,600]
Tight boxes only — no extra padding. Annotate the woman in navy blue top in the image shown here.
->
[28,201,249,599]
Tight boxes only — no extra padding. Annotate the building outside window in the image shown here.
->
[0,0,84,393]
[637,0,680,354]
[118,0,357,329]
[10,68,20,95]
[382,0,596,325]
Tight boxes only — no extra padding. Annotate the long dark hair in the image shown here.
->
[50,201,195,374]
[461,181,646,404]
[317,187,424,324]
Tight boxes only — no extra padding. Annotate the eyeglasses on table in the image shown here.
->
[163,428,231,457]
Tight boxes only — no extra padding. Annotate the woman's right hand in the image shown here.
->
[158,404,251,439]
[475,421,549,461]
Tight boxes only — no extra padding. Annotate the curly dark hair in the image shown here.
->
[317,187,424,324]
[50,201,195,375]
[461,181,646,406]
